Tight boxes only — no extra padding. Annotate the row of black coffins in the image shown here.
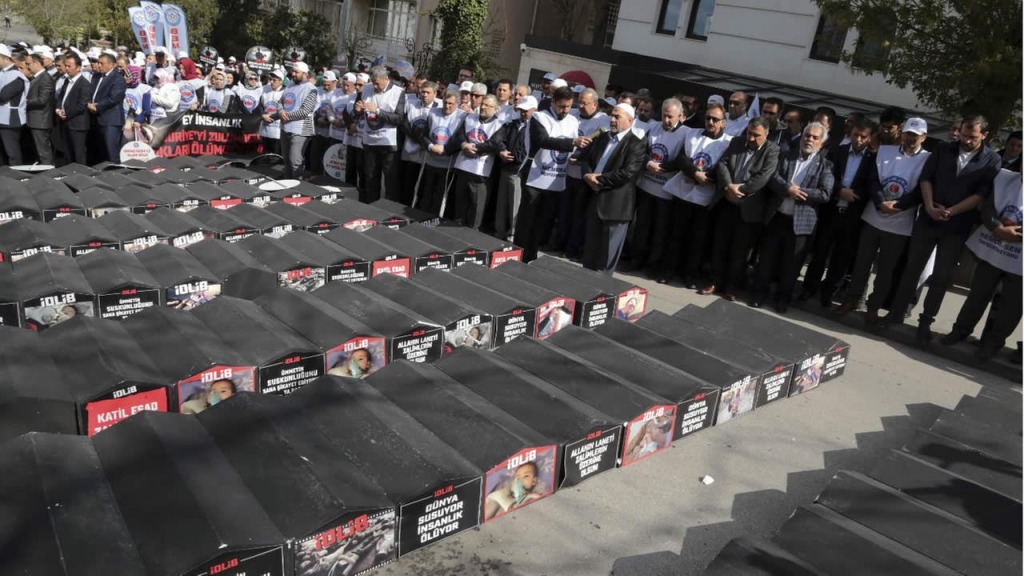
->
[704,390,1021,576]
[4,297,851,576]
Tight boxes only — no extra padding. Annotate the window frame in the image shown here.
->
[808,12,849,64]
[685,0,716,41]
[655,0,684,36]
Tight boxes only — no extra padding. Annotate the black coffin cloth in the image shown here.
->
[318,198,408,228]
[98,210,171,253]
[185,181,247,209]
[364,225,453,272]
[702,536,821,576]
[78,248,162,320]
[186,238,278,299]
[452,263,570,339]
[362,273,485,332]
[144,208,215,248]
[0,264,19,326]
[78,186,131,217]
[0,176,42,221]
[266,201,340,233]
[188,205,258,242]
[0,327,78,442]
[31,179,87,221]
[116,184,172,214]
[238,234,327,292]
[49,214,121,256]
[0,433,147,575]
[530,255,648,321]
[279,231,371,283]
[92,411,286,576]
[371,198,438,225]
[397,223,487,267]
[324,226,413,278]
[497,259,614,328]
[216,180,273,206]
[0,218,66,261]
[231,203,296,238]
[137,242,223,308]
[148,182,209,211]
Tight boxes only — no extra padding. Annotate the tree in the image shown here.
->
[812,0,1022,129]
[253,6,334,69]
[428,0,488,83]
[13,0,90,44]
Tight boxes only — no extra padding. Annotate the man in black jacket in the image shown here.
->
[25,53,54,165]
[577,103,647,274]
[703,117,780,300]
[491,95,536,241]
[55,52,90,166]
[801,116,877,306]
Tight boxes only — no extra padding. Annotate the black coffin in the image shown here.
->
[0,264,19,326]
[115,183,172,214]
[530,256,648,321]
[144,207,216,248]
[364,225,453,272]
[78,186,131,218]
[123,306,256,413]
[0,176,41,225]
[186,238,279,299]
[291,376,484,557]
[279,231,373,284]
[239,235,327,292]
[215,180,274,207]
[42,172,106,192]
[434,223,523,267]
[315,198,409,229]
[14,253,95,331]
[637,311,792,420]
[125,170,170,188]
[49,214,121,257]
[32,179,87,222]
[0,328,78,441]
[191,296,324,395]
[98,210,171,253]
[371,198,440,226]
[0,433,147,575]
[78,249,162,320]
[197,392,396,576]
[311,282,445,364]
[398,223,489,267]
[93,411,287,576]
[435,347,621,488]
[324,226,413,278]
[42,316,170,435]
[255,287,389,379]
[497,259,616,328]
[362,273,496,353]
[547,326,721,439]
[187,205,259,242]
[453,263,574,339]
[266,201,341,235]
[263,181,342,206]
[137,243,223,310]
[230,203,297,238]
[149,183,210,212]
[674,300,851,393]
[410,267,536,347]
[495,337,677,468]
[92,170,139,190]
[185,181,248,210]
[0,218,67,263]
[366,361,559,524]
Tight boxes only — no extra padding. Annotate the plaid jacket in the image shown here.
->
[766,148,834,235]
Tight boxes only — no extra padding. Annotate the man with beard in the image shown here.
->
[448,94,503,229]
[419,89,466,216]
[399,80,439,206]
[752,122,834,313]
[355,66,406,202]
[724,91,750,138]
[310,70,339,176]
[275,62,319,179]
[561,88,608,260]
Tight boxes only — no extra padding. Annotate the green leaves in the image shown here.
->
[428,0,489,82]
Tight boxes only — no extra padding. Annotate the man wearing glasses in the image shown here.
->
[724,91,750,137]
[449,94,503,229]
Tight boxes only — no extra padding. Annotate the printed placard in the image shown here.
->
[123,234,168,254]
[85,385,169,435]
[413,253,453,273]
[246,193,273,208]
[277,267,327,292]
[371,257,411,278]
[0,210,31,225]
[342,218,376,232]
[264,224,295,239]
[790,354,829,397]
[69,241,121,257]
[676,389,720,438]
[398,478,482,557]
[379,216,407,230]
[42,206,87,222]
[211,196,243,210]
[89,206,130,218]
[97,287,160,319]
[535,298,575,339]
[281,194,314,206]
[443,314,492,353]
[9,245,66,262]
[306,221,339,235]
[325,337,387,379]
[173,198,206,213]
[220,227,258,243]
[451,249,488,268]
[483,446,558,523]
[258,352,324,395]
[390,326,444,364]
[131,202,168,215]
[488,248,522,268]
[292,510,396,576]
[755,363,793,408]
[621,405,676,466]
[820,345,849,384]
[182,546,285,576]
[493,308,536,347]
[166,281,222,310]
[0,301,20,327]
[170,230,216,249]
[327,259,372,283]
[177,365,257,413]
[614,288,647,322]
[579,295,613,329]
[561,427,621,488]
[23,293,95,331]
[716,375,759,425]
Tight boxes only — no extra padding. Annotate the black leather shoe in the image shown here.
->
[916,322,934,345]
[797,291,814,302]
[940,330,969,346]
[775,301,789,314]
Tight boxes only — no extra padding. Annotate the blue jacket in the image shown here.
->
[89,70,127,127]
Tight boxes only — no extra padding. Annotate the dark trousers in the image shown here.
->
[888,220,965,324]
[30,128,53,165]
[309,134,329,176]
[494,169,522,240]
[565,177,591,259]
[261,137,281,156]
[401,158,425,206]
[553,178,577,250]
[710,202,761,293]
[454,171,490,230]
[0,127,22,165]
[630,190,673,271]
[97,125,122,163]
[848,223,911,312]
[583,201,629,276]
[514,185,559,263]
[661,199,712,282]
[417,165,453,217]
[345,145,362,189]
[362,145,399,203]
[754,214,811,303]
[953,258,1022,348]
[60,125,87,166]
[803,203,863,297]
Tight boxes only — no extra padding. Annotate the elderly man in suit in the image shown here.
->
[25,53,55,165]
[752,121,834,313]
[577,103,647,275]
[702,116,780,301]
[56,52,90,165]
[88,52,126,163]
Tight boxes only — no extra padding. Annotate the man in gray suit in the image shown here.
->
[752,122,834,313]
[702,116,780,301]
[25,53,54,165]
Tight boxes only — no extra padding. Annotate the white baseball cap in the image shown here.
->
[293,61,310,74]
[542,72,556,81]
[903,117,928,135]
[571,84,585,94]
[177,50,188,60]
[270,69,285,79]
[516,96,538,110]
[342,72,356,82]
[228,56,237,62]
[214,63,225,70]
[551,78,568,89]
[102,49,118,58]
[323,71,338,82]
[604,97,617,107]
[459,80,474,92]
[86,47,101,60]
[707,94,725,106]
[357,73,370,83]
[615,103,636,119]
[34,49,54,60]
[0,45,10,58]
[154,46,168,55]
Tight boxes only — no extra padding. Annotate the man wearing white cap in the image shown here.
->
[515,86,589,262]
[575,102,647,274]
[457,80,473,112]
[354,65,406,202]
[399,79,440,205]
[258,68,286,155]
[0,45,29,165]
[274,61,319,179]
[330,72,357,185]
[146,46,178,86]
[491,94,537,241]
[417,88,466,215]
[449,93,503,229]
[342,72,369,192]
[467,82,486,115]
[309,70,339,176]
[537,72,555,102]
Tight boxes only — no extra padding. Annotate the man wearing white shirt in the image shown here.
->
[724,91,750,138]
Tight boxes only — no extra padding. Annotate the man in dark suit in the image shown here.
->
[87,52,126,163]
[879,114,1003,342]
[703,116,780,300]
[25,53,54,165]
[768,108,803,156]
[55,52,89,165]
[577,103,647,274]
[800,116,877,307]
[752,122,834,313]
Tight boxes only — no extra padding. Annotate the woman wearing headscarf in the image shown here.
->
[233,70,264,115]
[203,69,235,114]
[176,57,205,112]
[122,61,150,126]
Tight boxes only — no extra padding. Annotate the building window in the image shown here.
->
[852,21,895,72]
[686,0,716,40]
[367,0,415,40]
[809,12,848,63]
[655,0,684,35]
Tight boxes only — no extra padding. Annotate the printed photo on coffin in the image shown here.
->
[78,249,162,320]
[364,225,453,273]
[496,260,615,329]
[97,210,170,254]
[530,256,649,321]
[49,215,121,257]
[0,218,67,263]
[14,253,95,331]
[136,242,223,310]
[188,205,259,243]
[398,223,488,267]
[238,235,327,293]
[323,226,412,279]
[279,231,373,283]
[144,208,216,248]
